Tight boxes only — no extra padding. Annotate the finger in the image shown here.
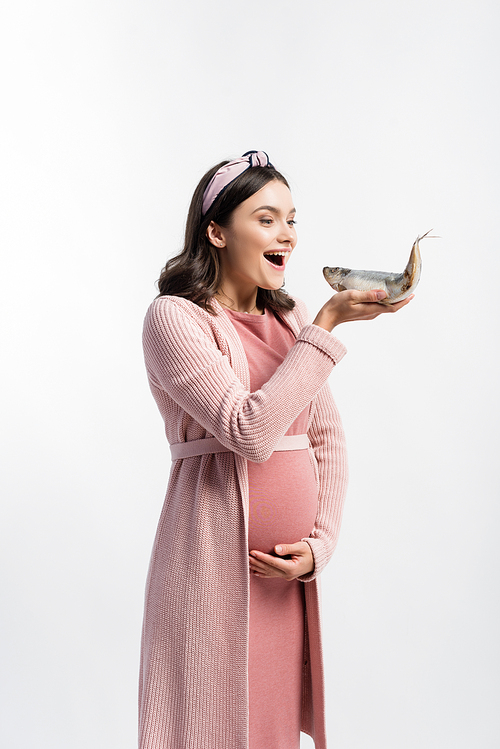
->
[249,557,287,578]
[249,554,272,571]
[378,294,415,312]
[251,547,306,563]
[251,551,295,571]
[332,289,384,306]
[358,292,414,314]
[250,551,296,575]
[274,542,306,557]
[249,551,278,573]
[250,564,285,578]
[392,293,414,308]
[353,289,387,304]
[342,289,415,310]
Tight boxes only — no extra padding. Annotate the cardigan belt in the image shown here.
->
[170,434,310,461]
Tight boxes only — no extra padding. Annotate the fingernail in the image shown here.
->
[276,545,282,554]
[376,291,386,300]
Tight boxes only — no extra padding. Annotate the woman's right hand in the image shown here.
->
[312,289,414,332]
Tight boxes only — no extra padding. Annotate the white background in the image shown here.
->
[1,1,499,747]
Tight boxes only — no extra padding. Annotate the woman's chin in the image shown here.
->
[259,280,286,292]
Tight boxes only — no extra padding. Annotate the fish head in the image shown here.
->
[323,266,351,291]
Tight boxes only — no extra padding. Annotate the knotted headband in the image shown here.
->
[202,150,274,215]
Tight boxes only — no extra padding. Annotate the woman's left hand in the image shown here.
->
[249,542,314,580]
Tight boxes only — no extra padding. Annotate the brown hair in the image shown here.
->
[157,162,296,314]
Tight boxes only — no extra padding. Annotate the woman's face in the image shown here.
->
[209,180,297,294]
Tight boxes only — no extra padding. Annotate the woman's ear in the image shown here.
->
[206,221,226,248]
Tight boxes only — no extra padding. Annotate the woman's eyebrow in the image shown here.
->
[251,205,296,215]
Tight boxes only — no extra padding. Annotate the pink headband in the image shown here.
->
[202,150,274,215]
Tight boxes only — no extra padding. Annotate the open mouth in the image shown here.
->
[263,251,288,268]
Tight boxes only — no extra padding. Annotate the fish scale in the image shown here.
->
[323,230,433,305]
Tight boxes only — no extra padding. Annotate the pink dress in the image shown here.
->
[225,308,319,749]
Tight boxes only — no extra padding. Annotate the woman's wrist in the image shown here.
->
[312,306,338,332]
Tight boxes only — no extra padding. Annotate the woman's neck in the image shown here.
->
[215,287,262,315]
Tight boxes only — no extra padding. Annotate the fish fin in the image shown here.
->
[416,229,440,242]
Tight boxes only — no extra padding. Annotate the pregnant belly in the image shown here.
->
[247,450,318,553]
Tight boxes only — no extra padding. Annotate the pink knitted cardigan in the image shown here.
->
[140,295,349,749]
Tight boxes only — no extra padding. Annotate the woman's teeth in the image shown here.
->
[264,251,288,267]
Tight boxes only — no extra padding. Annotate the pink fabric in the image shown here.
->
[248,580,304,748]
[169,433,309,460]
[226,308,318,749]
[202,150,272,214]
[225,309,318,550]
[140,295,349,749]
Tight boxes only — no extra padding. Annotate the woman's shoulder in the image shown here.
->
[146,295,213,326]
[144,295,230,344]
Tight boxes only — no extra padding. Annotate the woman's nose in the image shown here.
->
[278,221,295,244]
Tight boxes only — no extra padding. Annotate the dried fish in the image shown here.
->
[323,230,434,305]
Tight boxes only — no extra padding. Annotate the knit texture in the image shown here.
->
[140,296,349,749]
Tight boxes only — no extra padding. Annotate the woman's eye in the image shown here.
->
[260,218,273,225]
[288,219,297,226]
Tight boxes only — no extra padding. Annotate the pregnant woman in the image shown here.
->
[139,151,411,749]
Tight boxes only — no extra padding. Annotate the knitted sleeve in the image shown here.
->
[143,297,347,463]
[300,381,349,580]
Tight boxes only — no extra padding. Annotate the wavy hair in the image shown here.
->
[157,162,296,314]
